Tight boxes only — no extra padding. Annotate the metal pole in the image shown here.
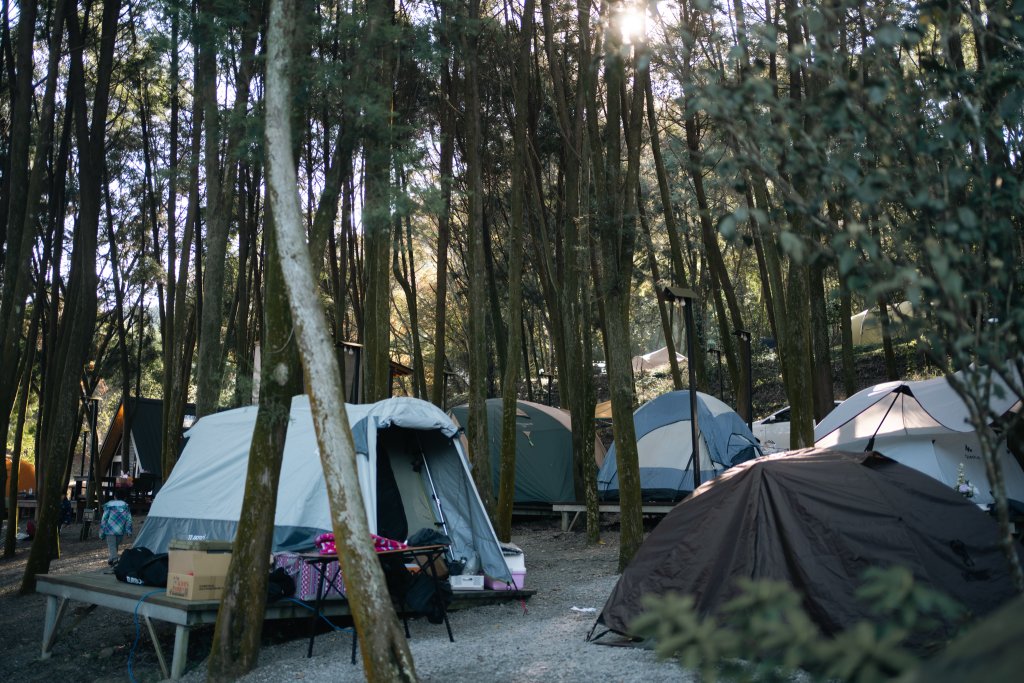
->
[734,329,753,430]
[682,298,700,489]
[79,428,87,477]
[83,397,99,508]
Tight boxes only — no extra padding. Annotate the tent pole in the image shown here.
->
[865,389,907,451]
[415,436,455,562]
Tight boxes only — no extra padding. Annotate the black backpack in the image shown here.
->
[114,547,169,587]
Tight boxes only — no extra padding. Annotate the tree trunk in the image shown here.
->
[22,0,121,593]
[429,28,456,408]
[463,0,494,513]
[392,182,428,398]
[4,297,40,556]
[642,73,686,391]
[495,0,533,541]
[194,0,261,417]
[683,112,746,414]
[778,0,815,448]
[362,0,397,402]
[638,190,683,390]
[265,2,417,676]
[808,252,834,420]
[162,21,203,480]
[207,218,303,680]
[877,297,898,380]
[0,0,49,508]
[593,4,647,569]
[537,0,600,541]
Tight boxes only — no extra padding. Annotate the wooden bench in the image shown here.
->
[551,503,675,531]
[37,570,533,680]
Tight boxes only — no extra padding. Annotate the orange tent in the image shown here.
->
[5,456,36,496]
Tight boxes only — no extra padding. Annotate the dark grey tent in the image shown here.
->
[594,449,1021,642]
[449,399,606,504]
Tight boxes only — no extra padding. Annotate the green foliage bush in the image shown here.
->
[630,566,965,682]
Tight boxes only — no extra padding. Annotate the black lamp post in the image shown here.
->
[662,285,701,489]
[442,370,458,411]
[733,329,753,430]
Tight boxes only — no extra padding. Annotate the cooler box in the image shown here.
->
[450,574,484,591]
[484,543,526,590]
[167,539,233,600]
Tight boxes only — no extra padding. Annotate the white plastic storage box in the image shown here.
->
[484,543,526,590]
[450,574,485,591]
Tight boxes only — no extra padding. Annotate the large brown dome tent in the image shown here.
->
[590,449,1021,644]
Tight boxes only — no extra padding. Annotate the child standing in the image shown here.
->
[99,493,133,565]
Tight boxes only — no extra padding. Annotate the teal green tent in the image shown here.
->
[449,399,606,504]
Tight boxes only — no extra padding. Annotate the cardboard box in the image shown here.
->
[167,540,233,601]
[412,552,449,579]
[167,572,227,600]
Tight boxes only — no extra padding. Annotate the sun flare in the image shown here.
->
[616,5,647,45]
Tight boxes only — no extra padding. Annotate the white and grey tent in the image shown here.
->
[134,396,513,584]
[814,372,1024,505]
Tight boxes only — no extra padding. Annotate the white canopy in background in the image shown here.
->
[850,300,916,346]
[631,346,686,374]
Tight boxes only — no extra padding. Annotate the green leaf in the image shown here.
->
[778,231,806,262]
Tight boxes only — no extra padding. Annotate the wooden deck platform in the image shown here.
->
[37,570,532,679]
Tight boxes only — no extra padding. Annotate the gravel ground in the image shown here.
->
[1,515,692,682]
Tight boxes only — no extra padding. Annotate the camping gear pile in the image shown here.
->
[597,390,761,502]
[134,395,518,592]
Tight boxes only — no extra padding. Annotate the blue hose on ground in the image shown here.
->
[126,593,354,681]
[129,589,166,683]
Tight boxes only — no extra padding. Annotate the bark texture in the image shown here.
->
[265,2,417,677]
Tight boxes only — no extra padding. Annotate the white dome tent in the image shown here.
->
[814,372,1024,505]
[135,395,513,585]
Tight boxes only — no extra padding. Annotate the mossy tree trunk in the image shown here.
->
[592,3,647,569]
[265,2,417,677]
[22,0,121,593]
[495,0,534,541]
[207,220,303,680]
[463,0,494,514]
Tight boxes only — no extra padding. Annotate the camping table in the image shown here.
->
[16,498,37,519]
[300,544,454,662]
[35,570,351,680]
